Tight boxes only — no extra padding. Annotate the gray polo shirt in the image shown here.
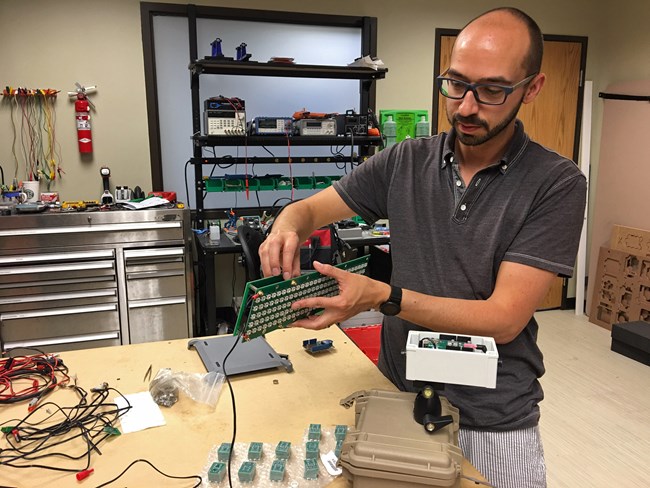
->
[333,120,586,431]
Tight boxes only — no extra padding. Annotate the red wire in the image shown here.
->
[224,97,249,199]
[0,354,70,403]
[286,131,294,200]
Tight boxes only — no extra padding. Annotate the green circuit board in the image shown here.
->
[233,255,369,341]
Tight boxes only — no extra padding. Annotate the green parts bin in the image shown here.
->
[314,176,331,189]
[204,175,343,193]
[292,176,314,190]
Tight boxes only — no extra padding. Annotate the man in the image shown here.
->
[259,7,586,488]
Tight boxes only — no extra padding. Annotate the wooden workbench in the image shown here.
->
[0,326,485,487]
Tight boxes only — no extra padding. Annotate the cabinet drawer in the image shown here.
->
[0,289,118,313]
[128,298,188,343]
[0,221,184,249]
[2,331,121,353]
[126,272,186,300]
[0,304,119,343]
[0,278,117,298]
[125,247,186,300]
[0,261,116,287]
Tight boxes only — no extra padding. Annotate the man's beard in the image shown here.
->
[447,99,522,146]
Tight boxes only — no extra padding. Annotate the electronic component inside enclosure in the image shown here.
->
[405,331,499,389]
[234,255,369,340]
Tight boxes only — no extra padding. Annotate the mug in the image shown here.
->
[21,180,40,203]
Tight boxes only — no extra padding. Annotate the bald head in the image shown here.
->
[458,8,543,77]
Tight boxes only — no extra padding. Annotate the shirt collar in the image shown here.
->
[441,120,529,174]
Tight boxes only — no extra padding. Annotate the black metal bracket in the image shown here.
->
[599,92,650,102]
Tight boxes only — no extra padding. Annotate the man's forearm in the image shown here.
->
[399,290,524,343]
[379,262,557,344]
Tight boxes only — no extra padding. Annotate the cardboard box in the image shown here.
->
[611,225,650,258]
[589,246,650,330]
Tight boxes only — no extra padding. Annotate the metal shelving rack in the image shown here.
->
[188,59,388,227]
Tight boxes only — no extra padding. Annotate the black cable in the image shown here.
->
[222,340,239,488]
[255,190,261,211]
[0,385,131,473]
[260,145,275,158]
[220,295,254,488]
[203,155,234,201]
[231,255,237,325]
[349,129,355,173]
[94,458,202,488]
[184,159,191,211]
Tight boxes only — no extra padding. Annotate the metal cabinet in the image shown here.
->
[0,250,120,351]
[0,208,193,352]
[124,247,190,343]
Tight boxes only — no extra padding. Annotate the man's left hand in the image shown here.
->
[289,261,389,330]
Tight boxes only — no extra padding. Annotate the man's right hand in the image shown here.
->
[259,230,301,280]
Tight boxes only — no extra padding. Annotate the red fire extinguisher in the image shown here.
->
[75,95,92,153]
[69,83,96,153]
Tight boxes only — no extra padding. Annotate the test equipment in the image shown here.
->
[203,96,246,135]
[250,116,292,135]
[335,110,369,136]
[294,118,337,136]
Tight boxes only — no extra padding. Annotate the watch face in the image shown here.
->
[380,301,400,316]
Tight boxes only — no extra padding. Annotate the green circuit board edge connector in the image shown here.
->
[233,255,370,341]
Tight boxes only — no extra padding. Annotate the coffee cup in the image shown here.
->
[21,180,40,203]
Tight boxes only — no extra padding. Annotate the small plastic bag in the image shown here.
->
[149,368,225,409]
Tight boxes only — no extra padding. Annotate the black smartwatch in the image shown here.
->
[380,286,402,316]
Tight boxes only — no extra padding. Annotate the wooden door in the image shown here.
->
[433,32,587,310]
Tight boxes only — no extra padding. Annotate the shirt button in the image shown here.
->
[460,204,467,211]
[449,156,454,163]
[456,180,462,187]
[501,164,508,171]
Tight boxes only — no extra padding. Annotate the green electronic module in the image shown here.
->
[233,255,369,341]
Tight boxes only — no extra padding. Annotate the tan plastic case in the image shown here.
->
[339,389,463,487]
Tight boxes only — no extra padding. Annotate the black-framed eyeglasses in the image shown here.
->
[436,70,538,105]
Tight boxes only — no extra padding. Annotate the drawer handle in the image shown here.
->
[128,297,186,309]
[2,261,114,276]
[126,270,184,280]
[1,304,117,321]
[0,289,116,306]
[0,222,181,237]
[124,248,185,259]
[0,250,114,265]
